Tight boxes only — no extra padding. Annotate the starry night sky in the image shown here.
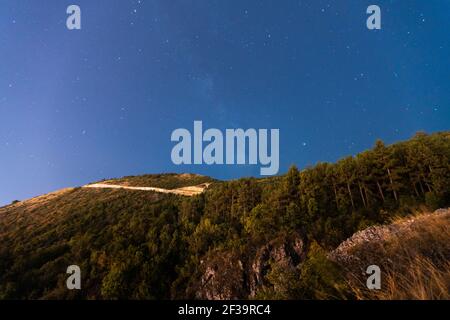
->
[1,1,449,205]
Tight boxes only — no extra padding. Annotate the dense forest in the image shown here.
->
[0,131,449,299]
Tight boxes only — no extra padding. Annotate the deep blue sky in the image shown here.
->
[1,1,449,205]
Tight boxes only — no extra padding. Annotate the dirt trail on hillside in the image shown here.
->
[83,183,210,196]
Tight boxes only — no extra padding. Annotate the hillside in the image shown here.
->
[330,209,450,299]
[0,132,449,300]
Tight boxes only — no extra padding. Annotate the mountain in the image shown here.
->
[0,132,449,300]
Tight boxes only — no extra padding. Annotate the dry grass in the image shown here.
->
[350,256,450,300]
[380,257,449,300]
[340,210,450,300]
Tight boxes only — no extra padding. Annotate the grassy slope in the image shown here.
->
[0,187,180,299]
[331,209,450,299]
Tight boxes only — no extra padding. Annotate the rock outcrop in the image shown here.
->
[196,251,246,300]
[195,233,306,299]
[329,208,450,265]
[248,235,305,297]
